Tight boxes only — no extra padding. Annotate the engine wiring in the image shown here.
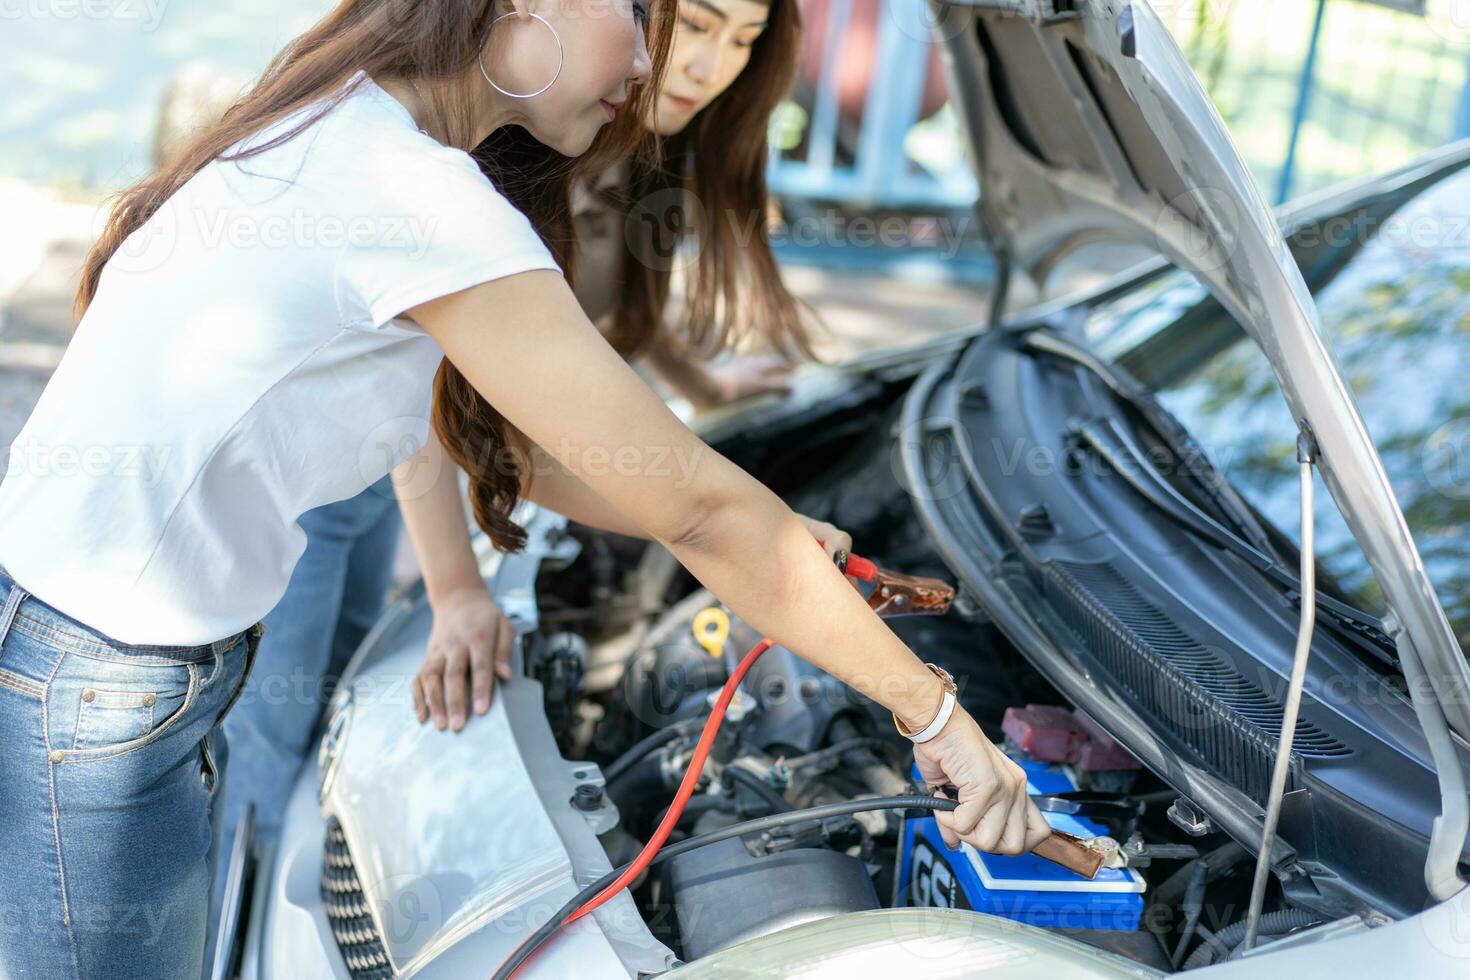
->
[491,631,776,980]
[490,791,962,979]
[491,548,910,979]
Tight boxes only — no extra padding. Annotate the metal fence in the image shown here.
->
[1168,0,1470,201]
[767,0,975,209]
[767,0,1470,213]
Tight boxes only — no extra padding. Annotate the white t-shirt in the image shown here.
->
[0,70,561,645]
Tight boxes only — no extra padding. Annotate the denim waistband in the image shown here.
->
[0,562,250,663]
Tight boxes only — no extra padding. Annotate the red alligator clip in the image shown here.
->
[831,547,954,619]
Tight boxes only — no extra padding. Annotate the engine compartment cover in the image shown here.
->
[324,661,667,977]
[312,506,675,978]
[660,907,1162,978]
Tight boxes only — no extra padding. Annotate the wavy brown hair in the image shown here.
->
[605,0,816,362]
[77,0,674,553]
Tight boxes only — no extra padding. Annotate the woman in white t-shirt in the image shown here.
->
[208,6,814,939]
[0,2,1048,977]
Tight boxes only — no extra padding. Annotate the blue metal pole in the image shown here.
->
[1454,49,1470,141]
[854,0,930,204]
[805,0,854,179]
[1276,0,1329,204]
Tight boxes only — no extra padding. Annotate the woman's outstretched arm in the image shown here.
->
[394,430,850,730]
[409,271,911,710]
[407,268,1050,858]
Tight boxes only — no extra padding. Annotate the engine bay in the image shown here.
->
[289,367,1440,979]
[512,470,1278,972]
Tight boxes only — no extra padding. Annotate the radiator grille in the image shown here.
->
[322,817,394,980]
[1045,560,1349,804]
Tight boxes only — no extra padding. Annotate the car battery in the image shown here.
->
[895,756,1145,930]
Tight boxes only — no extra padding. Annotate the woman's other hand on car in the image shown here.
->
[413,585,515,732]
[706,353,794,406]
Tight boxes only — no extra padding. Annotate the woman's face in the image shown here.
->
[651,0,769,135]
[484,0,654,155]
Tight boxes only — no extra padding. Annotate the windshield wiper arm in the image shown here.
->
[1020,330,1282,559]
[1016,328,1397,665]
[1067,416,1398,669]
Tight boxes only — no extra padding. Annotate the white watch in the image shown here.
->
[893,663,958,743]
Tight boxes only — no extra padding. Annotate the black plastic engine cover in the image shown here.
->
[666,838,879,959]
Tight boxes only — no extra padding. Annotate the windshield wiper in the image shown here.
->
[1066,417,1397,667]
[1020,330,1282,559]
[1019,329,1399,669]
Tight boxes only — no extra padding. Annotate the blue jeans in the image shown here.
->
[0,563,262,979]
[212,475,401,874]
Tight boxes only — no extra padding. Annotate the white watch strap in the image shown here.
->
[905,688,956,743]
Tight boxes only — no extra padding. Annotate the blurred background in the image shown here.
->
[5,1,1469,201]
[3,0,1469,430]
[1,0,1465,614]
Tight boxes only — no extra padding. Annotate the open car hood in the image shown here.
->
[930,0,1470,897]
[934,0,1469,756]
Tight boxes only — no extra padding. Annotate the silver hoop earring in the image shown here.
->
[478,11,564,99]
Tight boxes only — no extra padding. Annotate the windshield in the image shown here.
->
[1083,167,1470,650]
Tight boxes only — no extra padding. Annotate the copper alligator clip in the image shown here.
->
[931,782,1108,880]
[833,549,954,619]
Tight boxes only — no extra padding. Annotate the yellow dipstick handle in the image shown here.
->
[692,607,730,659]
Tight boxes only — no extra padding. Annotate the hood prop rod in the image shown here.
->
[1242,429,1319,952]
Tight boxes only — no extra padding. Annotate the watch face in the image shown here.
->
[927,662,957,692]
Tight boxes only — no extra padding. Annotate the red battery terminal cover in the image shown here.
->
[1001,705,1140,772]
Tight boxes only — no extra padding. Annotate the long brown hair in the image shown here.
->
[606,0,816,362]
[77,0,674,554]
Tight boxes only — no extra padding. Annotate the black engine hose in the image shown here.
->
[785,736,898,771]
[491,794,960,980]
[603,716,703,785]
[1154,841,1248,910]
[1182,907,1321,969]
[825,716,910,799]
[650,794,736,829]
[722,764,794,813]
[649,766,791,827]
